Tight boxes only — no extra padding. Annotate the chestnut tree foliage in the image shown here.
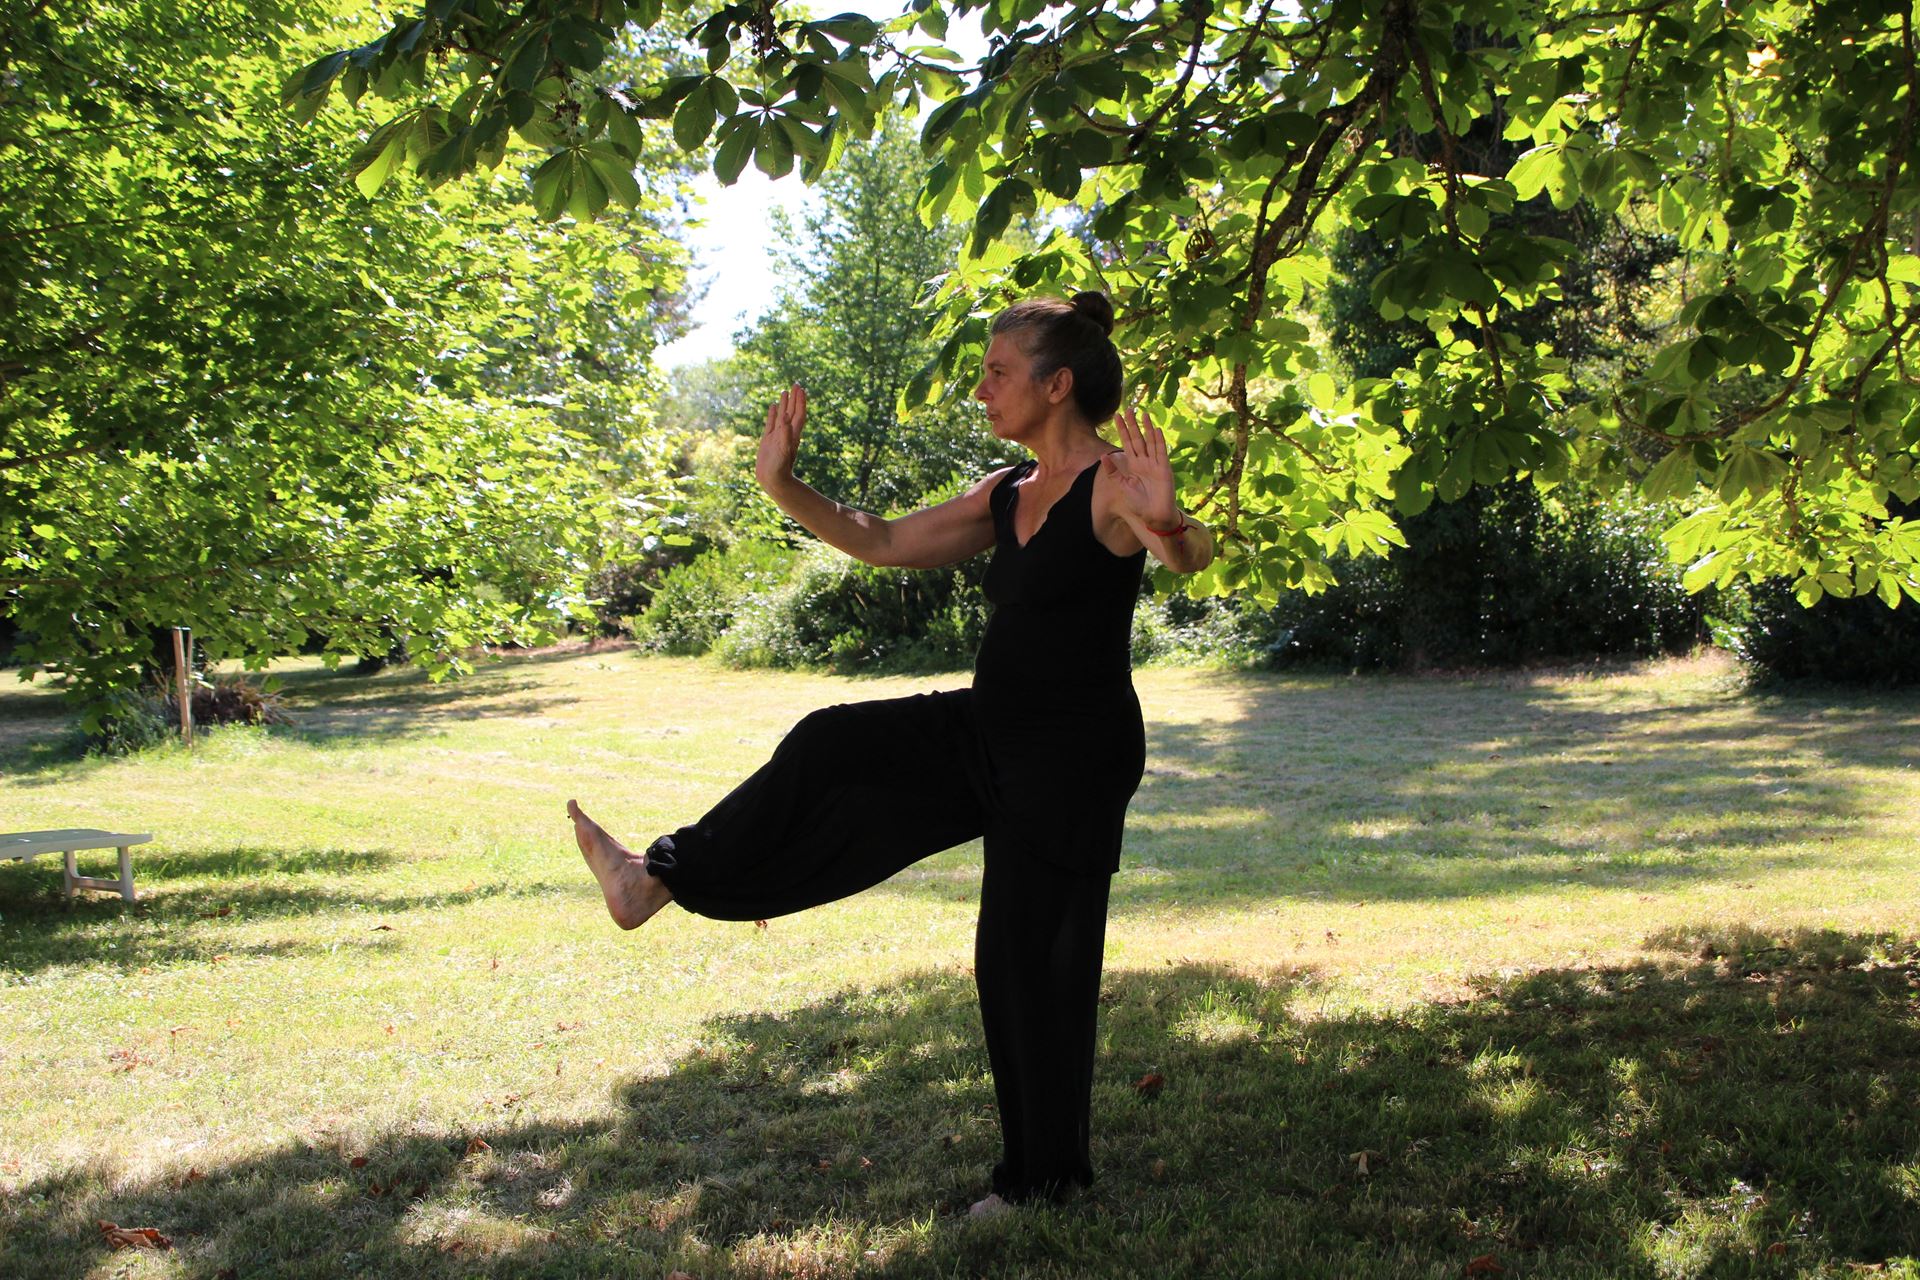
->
[0,1,690,727]
[292,0,1920,610]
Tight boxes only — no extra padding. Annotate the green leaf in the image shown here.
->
[673,81,717,151]
[585,146,642,209]
[755,115,795,177]
[1682,552,1723,594]
[347,118,412,197]
[1641,447,1697,501]
[567,162,610,220]
[1507,145,1563,202]
[550,16,606,71]
[505,28,551,94]
[713,118,755,185]
[1716,446,1786,502]
[921,97,968,152]
[281,50,346,109]
[530,150,573,220]
[1437,440,1474,501]
[969,177,1033,257]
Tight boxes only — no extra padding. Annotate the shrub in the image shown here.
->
[718,543,990,673]
[87,685,171,755]
[1130,593,1269,666]
[89,672,293,755]
[635,541,799,655]
[1722,579,1920,686]
[584,547,681,638]
[1262,483,1707,670]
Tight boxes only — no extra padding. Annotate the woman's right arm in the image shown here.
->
[755,384,1007,570]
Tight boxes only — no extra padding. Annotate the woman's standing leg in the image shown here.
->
[973,834,1113,1203]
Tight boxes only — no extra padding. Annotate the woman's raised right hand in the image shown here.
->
[755,383,806,493]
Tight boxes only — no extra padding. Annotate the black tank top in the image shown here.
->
[973,455,1146,699]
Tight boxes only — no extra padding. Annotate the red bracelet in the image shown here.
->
[1145,517,1189,538]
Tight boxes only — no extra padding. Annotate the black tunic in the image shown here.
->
[969,455,1148,875]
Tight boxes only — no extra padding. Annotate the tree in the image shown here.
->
[283,1,1920,613]
[0,1,690,732]
[734,119,999,513]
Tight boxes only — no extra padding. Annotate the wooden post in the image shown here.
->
[172,626,192,747]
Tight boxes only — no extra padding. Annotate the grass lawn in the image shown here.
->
[1,647,1916,1279]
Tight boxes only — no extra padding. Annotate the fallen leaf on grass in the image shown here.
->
[98,1220,172,1251]
[1767,1243,1789,1257]
[349,1156,370,1168]
[175,1167,204,1190]
[554,1020,583,1032]
[465,1138,491,1156]
[199,904,233,919]
[1133,1072,1166,1098]
[1350,1150,1376,1177]
[1151,1158,1167,1179]
[1465,1254,1503,1276]
[754,920,768,930]
[667,1272,700,1280]
[370,924,394,932]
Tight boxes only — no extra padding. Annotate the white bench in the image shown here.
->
[2,829,150,902]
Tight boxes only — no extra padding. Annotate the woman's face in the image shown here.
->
[974,332,1060,442]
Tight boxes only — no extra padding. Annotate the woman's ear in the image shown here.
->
[1047,365,1075,406]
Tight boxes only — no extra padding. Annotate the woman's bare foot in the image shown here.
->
[968,1193,1012,1219]
[567,799,671,930]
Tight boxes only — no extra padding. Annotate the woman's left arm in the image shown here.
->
[1102,407,1215,574]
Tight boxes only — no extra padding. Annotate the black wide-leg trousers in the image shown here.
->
[644,688,1117,1202]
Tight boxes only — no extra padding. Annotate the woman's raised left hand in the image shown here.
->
[1104,405,1181,531]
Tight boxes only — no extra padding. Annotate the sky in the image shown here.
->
[653,4,988,371]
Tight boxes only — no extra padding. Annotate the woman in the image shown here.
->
[568,291,1213,1214]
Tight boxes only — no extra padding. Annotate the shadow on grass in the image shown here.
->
[1090,673,1920,912]
[280,665,575,748]
[0,848,568,976]
[6,927,1916,1279]
[0,650,590,776]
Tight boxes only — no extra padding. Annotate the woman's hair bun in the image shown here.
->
[1069,290,1115,336]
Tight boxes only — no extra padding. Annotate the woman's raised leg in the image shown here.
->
[577,688,986,925]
